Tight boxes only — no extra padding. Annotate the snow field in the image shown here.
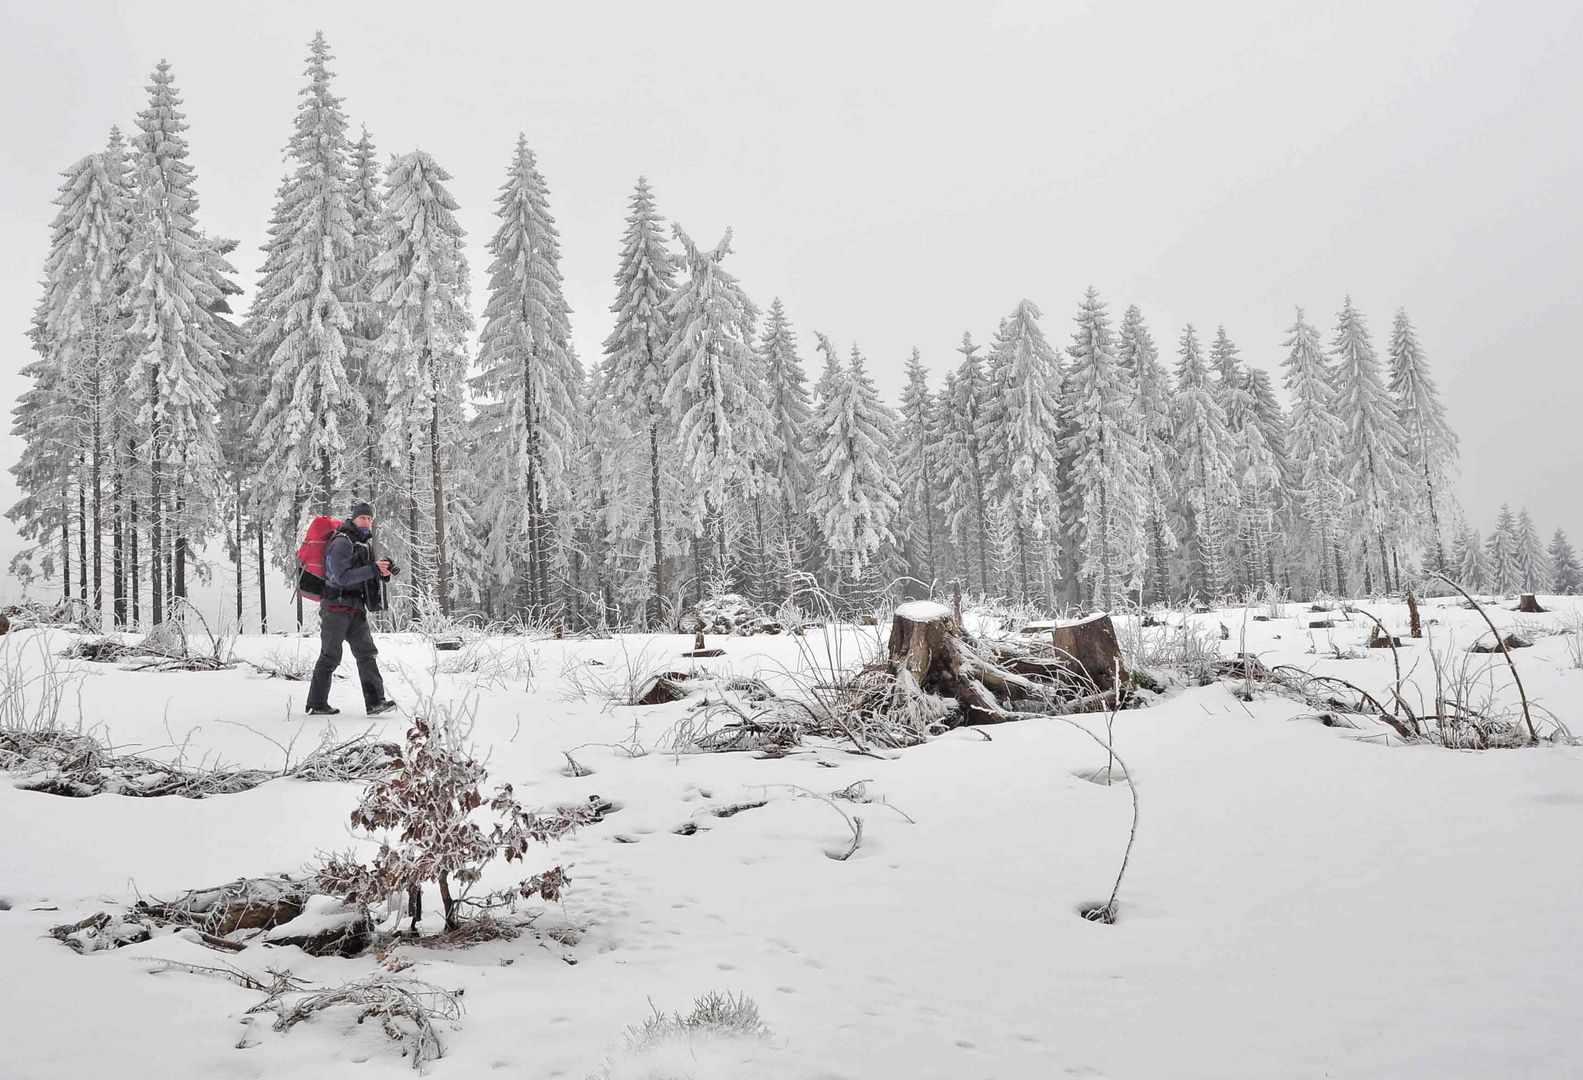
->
[1,595,1581,1078]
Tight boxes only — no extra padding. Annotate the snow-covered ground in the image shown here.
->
[2,595,1582,1079]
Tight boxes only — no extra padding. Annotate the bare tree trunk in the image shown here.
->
[1015,515,1031,605]
[150,412,163,626]
[256,521,268,633]
[60,481,71,602]
[406,452,419,624]
[234,473,244,624]
[428,384,451,617]
[129,487,140,628]
[648,420,666,628]
[752,493,768,608]
[77,473,88,605]
[112,442,125,628]
[174,481,187,602]
[91,392,103,618]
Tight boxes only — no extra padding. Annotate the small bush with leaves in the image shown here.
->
[318,707,591,931]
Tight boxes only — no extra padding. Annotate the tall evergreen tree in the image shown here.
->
[126,60,237,622]
[1281,309,1349,594]
[1387,309,1458,572]
[1458,527,1492,593]
[369,149,473,617]
[662,228,772,592]
[983,300,1062,603]
[1485,505,1519,594]
[472,135,580,612]
[1513,508,1550,592]
[244,33,359,550]
[894,348,941,593]
[1064,288,1146,608]
[1331,297,1409,594]
[808,339,901,588]
[1172,323,1235,598]
[602,177,677,625]
[756,298,814,600]
[1117,305,1177,604]
[344,126,387,506]
[1548,529,1581,594]
[937,333,994,595]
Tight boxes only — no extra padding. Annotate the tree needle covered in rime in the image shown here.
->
[369,150,472,616]
[472,134,580,612]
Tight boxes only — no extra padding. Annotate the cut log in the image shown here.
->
[134,876,310,935]
[1044,613,1128,693]
[1516,593,1546,613]
[1309,619,1335,629]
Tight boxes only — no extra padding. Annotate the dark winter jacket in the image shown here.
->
[322,522,384,611]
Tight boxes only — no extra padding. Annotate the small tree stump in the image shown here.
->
[1516,593,1546,613]
[1406,593,1422,638]
[0,613,9,636]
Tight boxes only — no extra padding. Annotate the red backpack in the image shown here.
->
[295,516,342,603]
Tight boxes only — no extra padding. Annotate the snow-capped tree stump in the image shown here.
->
[1516,593,1546,613]
[888,601,1037,724]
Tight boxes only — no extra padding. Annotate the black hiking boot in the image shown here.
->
[367,699,398,716]
[305,705,341,716]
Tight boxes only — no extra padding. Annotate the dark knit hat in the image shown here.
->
[350,501,374,520]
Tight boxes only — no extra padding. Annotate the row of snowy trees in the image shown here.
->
[1450,507,1581,597]
[10,37,1575,632]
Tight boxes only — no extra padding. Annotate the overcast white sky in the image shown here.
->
[2,0,1580,608]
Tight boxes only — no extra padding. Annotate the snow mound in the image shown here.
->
[893,600,950,622]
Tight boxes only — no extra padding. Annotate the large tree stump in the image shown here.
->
[1516,593,1546,613]
[1042,614,1128,693]
[888,601,1029,723]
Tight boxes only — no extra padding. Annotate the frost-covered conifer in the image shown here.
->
[1388,309,1458,572]
[345,126,388,502]
[937,334,994,595]
[1064,288,1146,608]
[369,149,472,616]
[602,178,677,624]
[1116,305,1177,603]
[1331,297,1410,594]
[662,228,772,590]
[1513,509,1549,592]
[808,338,900,585]
[983,300,1062,603]
[893,348,942,592]
[756,298,814,599]
[1485,506,1519,595]
[245,34,359,544]
[472,135,580,611]
[126,60,237,621]
[1172,323,1236,598]
[1549,529,1581,594]
[1281,309,1349,594]
[1459,528,1492,593]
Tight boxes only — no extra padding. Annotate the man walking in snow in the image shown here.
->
[306,501,398,716]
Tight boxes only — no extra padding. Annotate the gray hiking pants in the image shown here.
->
[306,606,386,711]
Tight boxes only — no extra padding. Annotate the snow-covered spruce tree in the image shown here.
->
[602,178,678,625]
[937,333,995,596]
[893,347,943,595]
[29,148,131,618]
[1171,323,1236,599]
[1485,505,1519,595]
[1331,297,1410,595]
[369,150,473,618]
[1513,509,1550,593]
[1210,326,1260,591]
[1459,528,1492,593]
[807,337,900,597]
[1387,309,1459,573]
[1117,305,1177,605]
[1281,309,1349,596]
[6,299,75,593]
[471,135,580,614]
[126,60,238,623]
[755,298,815,605]
[243,33,359,553]
[344,127,388,505]
[661,227,772,596]
[1064,288,1146,609]
[1549,529,1581,594]
[100,127,141,626]
[982,300,1063,605]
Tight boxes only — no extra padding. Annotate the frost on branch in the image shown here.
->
[317,710,591,932]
